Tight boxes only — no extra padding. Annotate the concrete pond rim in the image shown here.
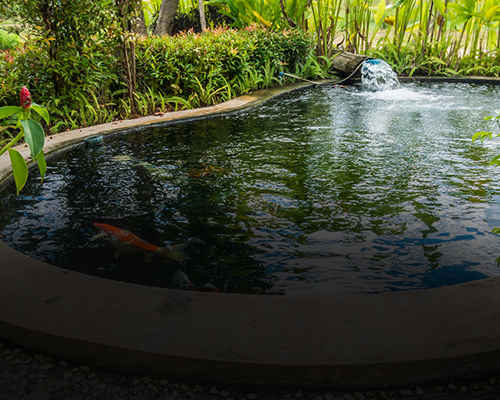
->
[1,77,500,389]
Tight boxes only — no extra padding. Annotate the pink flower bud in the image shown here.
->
[20,86,31,109]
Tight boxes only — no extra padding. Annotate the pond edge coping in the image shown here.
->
[1,77,500,389]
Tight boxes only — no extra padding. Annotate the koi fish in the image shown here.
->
[91,222,190,262]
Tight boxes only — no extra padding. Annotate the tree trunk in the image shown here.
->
[329,50,369,77]
[279,0,296,28]
[198,0,206,32]
[155,0,180,36]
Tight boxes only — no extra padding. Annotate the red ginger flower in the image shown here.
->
[20,86,31,109]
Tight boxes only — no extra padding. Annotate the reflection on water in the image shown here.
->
[1,82,500,295]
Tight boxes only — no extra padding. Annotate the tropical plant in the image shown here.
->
[472,109,500,165]
[0,87,49,194]
[0,29,20,50]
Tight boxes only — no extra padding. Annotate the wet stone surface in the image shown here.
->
[0,340,499,400]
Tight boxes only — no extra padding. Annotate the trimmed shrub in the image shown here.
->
[0,27,318,135]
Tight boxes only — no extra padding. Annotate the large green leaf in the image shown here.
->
[36,150,47,183]
[0,106,23,120]
[20,119,45,159]
[433,0,447,19]
[373,0,386,26]
[485,5,499,22]
[31,103,50,125]
[8,149,28,195]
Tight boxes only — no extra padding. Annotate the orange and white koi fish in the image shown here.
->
[91,222,190,262]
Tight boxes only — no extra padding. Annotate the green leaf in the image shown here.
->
[374,0,386,25]
[472,131,493,143]
[485,5,499,22]
[8,149,28,195]
[36,150,47,183]
[0,106,24,120]
[31,103,50,125]
[433,0,447,18]
[490,155,500,165]
[20,119,45,159]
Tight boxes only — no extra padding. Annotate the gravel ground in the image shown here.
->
[1,340,500,400]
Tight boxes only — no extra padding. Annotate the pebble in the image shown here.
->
[96,391,112,400]
[49,389,73,399]
[101,372,122,383]
[3,342,500,400]
[41,356,53,365]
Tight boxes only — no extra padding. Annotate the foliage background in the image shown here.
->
[1,0,500,143]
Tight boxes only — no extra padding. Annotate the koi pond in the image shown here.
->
[2,81,500,295]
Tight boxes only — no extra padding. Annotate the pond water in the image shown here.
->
[2,82,500,295]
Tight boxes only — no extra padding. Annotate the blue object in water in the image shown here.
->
[85,135,103,147]
[364,58,382,65]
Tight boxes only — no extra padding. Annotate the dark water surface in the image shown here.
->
[2,82,500,295]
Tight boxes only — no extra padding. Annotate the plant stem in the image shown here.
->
[0,131,24,157]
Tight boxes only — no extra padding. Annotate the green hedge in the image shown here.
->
[0,28,319,137]
[136,27,315,107]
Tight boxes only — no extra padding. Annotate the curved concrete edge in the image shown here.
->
[2,78,500,388]
[3,239,500,388]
